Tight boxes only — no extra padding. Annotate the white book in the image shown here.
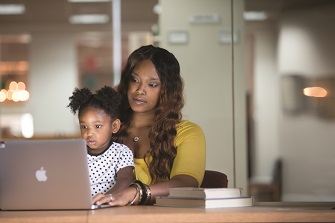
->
[155,196,253,209]
[168,187,242,199]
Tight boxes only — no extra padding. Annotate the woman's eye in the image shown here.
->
[149,83,159,88]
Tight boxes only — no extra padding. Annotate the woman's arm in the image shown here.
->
[108,166,134,194]
[94,174,198,206]
[148,174,198,204]
[94,121,206,206]
[92,166,134,204]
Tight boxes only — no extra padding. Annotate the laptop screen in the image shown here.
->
[0,139,95,210]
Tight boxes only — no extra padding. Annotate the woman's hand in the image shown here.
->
[92,175,198,207]
[93,187,137,207]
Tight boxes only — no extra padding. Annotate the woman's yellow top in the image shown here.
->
[134,120,206,186]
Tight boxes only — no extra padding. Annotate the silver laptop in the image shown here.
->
[0,139,107,210]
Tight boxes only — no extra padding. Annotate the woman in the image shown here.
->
[93,45,206,206]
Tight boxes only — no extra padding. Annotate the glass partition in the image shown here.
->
[243,0,335,202]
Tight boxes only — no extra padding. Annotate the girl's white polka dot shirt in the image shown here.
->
[87,142,134,197]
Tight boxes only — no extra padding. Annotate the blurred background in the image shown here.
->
[0,0,334,202]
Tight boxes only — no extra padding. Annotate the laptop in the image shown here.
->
[0,138,108,210]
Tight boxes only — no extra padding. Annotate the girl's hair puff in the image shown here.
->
[67,86,121,120]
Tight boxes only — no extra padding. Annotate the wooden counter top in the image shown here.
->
[1,202,334,223]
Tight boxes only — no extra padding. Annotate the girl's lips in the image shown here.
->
[87,140,96,145]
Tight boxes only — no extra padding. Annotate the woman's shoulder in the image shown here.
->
[177,119,202,128]
[176,120,204,134]
[175,120,206,148]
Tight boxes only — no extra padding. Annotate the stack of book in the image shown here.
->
[155,187,253,208]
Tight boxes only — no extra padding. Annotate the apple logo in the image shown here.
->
[35,167,48,182]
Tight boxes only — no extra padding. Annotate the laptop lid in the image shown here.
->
[0,139,95,210]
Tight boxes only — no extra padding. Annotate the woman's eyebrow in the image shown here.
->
[131,72,160,81]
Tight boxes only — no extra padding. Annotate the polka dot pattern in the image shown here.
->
[87,142,134,197]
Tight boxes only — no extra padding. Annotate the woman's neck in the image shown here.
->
[131,112,155,128]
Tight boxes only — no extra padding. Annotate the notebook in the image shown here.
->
[0,138,109,210]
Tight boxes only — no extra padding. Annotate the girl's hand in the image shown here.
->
[93,187,137,207]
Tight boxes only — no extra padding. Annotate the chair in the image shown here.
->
[200,170,228,188]
[248,158,282,201]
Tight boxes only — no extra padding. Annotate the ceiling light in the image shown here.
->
[68,0,111,2]
[153,3,162,15]
[0,4,25,15]
[69,14,109,24]
[243,11,268,21]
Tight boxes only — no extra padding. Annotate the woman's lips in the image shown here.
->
[133,97,146,105]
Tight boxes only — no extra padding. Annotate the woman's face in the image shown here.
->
[127,59,161,114]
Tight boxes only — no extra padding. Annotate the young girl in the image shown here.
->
[93,45,206,206]
[67,86,134,201]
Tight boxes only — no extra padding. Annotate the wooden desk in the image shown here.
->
[1,202,334,223]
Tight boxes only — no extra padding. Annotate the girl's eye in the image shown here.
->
[95,125,102,129]
[80,125,87,129]
[131,76,139,83]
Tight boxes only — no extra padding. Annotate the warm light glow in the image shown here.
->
[17,81,26,90]
[18,90,30,101]
[17,61,28,73]
[0,81,30,102]
[0,61,28,75]
[9,81,18,91]
[7,90,13,100]
[0,90,6,102]
[303,87,327,97]
[12,91,20,102]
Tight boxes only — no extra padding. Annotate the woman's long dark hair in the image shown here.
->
[114,45,184,183]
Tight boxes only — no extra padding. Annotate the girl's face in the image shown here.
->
[79,107,120,154]
[127,59,161,114]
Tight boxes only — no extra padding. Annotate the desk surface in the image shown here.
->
[1,202,334,223]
